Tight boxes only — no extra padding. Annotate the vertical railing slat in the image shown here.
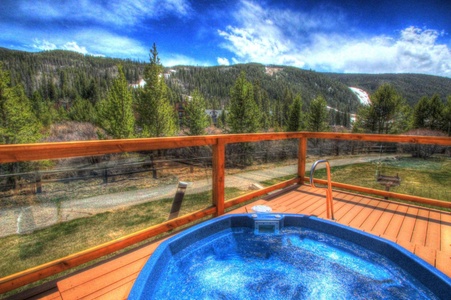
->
[212,138,225,216]
[298,137,307,183]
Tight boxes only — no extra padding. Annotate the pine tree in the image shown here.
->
[98,65,135,139]
[137,44,177,137]
[427,94,445,131]
[86,78,100,104]
[287,95,305,132]
[68,97,96,123]
[369,84,403,134]
[281,88,294,128]
[343,112,350,128]
[254,80,271,132]
[354,84,408,134]
[218,110,226,129]
[444,96,451,136]
[227,71,260,133]
[226,72,260,165]
[31,91,59,127]
[335,111,343,126]
[0,63,42,144]
[184,89,209,135]
[391,103,412,134]
[307,95,329,132]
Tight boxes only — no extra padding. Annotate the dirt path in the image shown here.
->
[0,155,394,237]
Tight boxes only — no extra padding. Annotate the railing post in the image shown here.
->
[298,137,307,184]
[35,171,42,194]
[212,138,225,216]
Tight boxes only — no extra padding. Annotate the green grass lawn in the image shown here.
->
[262,157,450,202]
[0,188,247,278]
[316,157,450,202]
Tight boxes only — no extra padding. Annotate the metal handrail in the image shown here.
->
[310,160,335,220]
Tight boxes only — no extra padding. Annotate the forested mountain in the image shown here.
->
[325,73,451,106]
[1,47,451,114]
[166,64,360,113]
[0,48,359,113]
[0,47,146,105]
[2,47,451,145]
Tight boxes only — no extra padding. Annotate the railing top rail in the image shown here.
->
[0,132,449,163]
[303,132,451,145]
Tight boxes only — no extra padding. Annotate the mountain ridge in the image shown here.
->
[324,72,451,106]
[1,48,451,112]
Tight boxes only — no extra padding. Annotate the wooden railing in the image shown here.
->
[0,132,450,294]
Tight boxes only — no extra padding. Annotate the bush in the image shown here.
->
[401,129,447,159]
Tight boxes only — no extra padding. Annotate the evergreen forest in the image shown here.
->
[1,47,451,145]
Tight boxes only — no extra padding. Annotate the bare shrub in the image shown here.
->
[401,129,447,159]
[44,122,110,166]
[45,121,108,142]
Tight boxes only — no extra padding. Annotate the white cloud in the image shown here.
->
[305,27,451,76]
[218,25,305,67]
[216,0,340,68]
[32,39,93,56]
[32,39,57,51]
[30,30,148,60]
[217,57,230,66]
[62,41,88,55]
[73,29,148,59]
[20,0,192,27]
[161,54,210,67]
[218,1,451,77]
[33,40,105,57]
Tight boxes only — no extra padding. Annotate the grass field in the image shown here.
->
[262,157,450,202]
[0,188,247,278]
[315,157,450,202]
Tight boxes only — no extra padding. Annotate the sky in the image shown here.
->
[1,0,451,77]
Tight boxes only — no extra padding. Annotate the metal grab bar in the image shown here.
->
[310,160,335,220]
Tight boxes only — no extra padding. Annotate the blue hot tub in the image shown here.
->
[129,214,451,299]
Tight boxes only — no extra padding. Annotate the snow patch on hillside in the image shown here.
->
[265,66,283,76]
[349,87,371,105]
[131,79,146,88]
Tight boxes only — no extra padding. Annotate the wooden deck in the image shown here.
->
[16,185,451,300]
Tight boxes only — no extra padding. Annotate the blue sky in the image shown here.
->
[1,0,450,77]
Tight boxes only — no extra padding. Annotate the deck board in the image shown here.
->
[93,280,136,300]
[337,196,368,225]
[285,190,322,212]
[77,275,137,300]
[347,198,382,229]
[57,242,158,293]
[329,194,361,221]
[383,204,408,241]
[372,203,399,236]
[28,185,450,299]
[358,201,390,233]
[441,213,451,253]
[426,211,442,249]
[436,251,451,278]
[414,245,436,267]
[58,258,144,299]
[56,239,168,300]
[290,196,319,214]
[37,292,62,300]
[411,208,430,246]
[397,206,419,242]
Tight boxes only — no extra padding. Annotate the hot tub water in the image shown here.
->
[129,214,451,299]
